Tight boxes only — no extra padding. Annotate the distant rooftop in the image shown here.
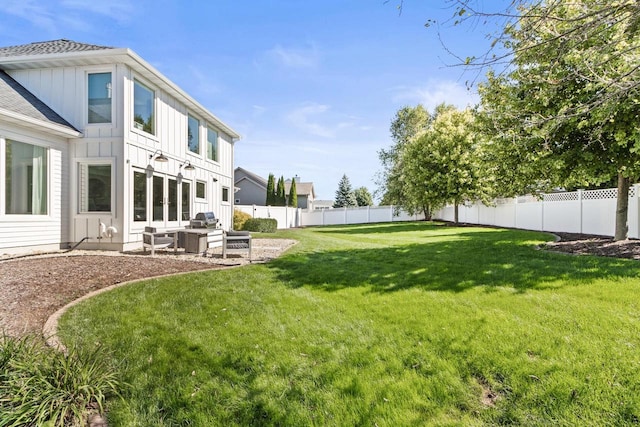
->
[0,39,114,57]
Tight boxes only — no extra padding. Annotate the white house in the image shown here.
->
[0,39,240,255]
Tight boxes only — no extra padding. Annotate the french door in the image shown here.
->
[133,170,191,228]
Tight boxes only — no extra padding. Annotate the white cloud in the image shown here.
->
[61,0,134,23]
[266,44,320,68]
[285,102,334,138]
[391,80,480,111]
[2,0,134,34]
[4,0,58,34]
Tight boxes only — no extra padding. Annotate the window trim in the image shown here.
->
[2,138,50,217]
[86,70,114,126]
[222,186,230,204]
[77,158,115,215]
[187,114,201,155]
[132,168,148,223]
[195,180,207,200]
[132,78,156,136]
[206,125,219,163]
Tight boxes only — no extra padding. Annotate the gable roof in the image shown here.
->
[0,39,240,140]
[0,70,79,137]
[0,39,114,57]
[285,181,315,198]
[234,167,267,188]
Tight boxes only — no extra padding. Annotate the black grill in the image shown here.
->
[190,212,219,229]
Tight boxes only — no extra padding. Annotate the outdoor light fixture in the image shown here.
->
[180,161,196,171]
[149,149,168,162]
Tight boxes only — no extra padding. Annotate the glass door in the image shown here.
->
[150,174,181,228]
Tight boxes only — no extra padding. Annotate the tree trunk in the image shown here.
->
[423,204,432,221]
[454,202,459,224]
[614,173,630,241]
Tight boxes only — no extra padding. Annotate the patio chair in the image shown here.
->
[142,226,178,256]
[222,230,252,259]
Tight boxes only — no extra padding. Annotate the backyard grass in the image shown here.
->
[58,222,640,426]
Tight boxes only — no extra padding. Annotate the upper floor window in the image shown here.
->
[5,140,47,215]
[88,72,112,124]
[79,163,112,213]
[133,80,154,135]
[207,126,218,162]
[188,114,200,154]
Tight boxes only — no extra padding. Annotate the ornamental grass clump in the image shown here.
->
[0,334,122,427]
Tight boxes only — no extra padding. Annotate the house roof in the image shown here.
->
[0,39,240,140]
[234,167,267,188]
[285,181,315,198]
[0,70,80,137]
[0,39,114,57]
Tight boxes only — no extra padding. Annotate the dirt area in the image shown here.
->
[0,239,296,338]
[544,232,640,259]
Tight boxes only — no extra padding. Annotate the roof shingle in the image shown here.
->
[0,70,77,131]
[0,39,114,58]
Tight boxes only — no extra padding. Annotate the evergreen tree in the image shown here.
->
[353,187,374,207]
[276,176,286,206]
[266,173,276,205]
[334,174,357,208]
[288,179,298,207]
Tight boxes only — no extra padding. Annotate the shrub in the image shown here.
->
[0,334,122,427]
[233,209,252,231]
[242,218,277,233]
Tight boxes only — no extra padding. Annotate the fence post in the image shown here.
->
[577,189,583,234]
[541,194,545,231]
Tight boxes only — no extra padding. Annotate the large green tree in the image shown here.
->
[334,174,358,208]
[476,0,640,239]
[377,105,431,207]
[402,104,487,223]
[354,187,374,207]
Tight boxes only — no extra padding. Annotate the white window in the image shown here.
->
[133,79,154,134]
[88,72,112,124]
[222,186,230,203]
[5,140,48,215]
[207,126,218,162]
[188,114,200,154]
[196,180,206,200]
[133,170,147,222]
[182,181,191,220]
[79,163,112,213]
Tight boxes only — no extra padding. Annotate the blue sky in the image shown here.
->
[0,0,504,201]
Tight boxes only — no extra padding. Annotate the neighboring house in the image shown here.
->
[312,200,334,210]
[233,167,268,206]
[0,39,240,255]
[284,177,316,210]
[234,168,316,209]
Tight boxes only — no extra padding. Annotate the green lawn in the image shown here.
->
[58,222,640,426]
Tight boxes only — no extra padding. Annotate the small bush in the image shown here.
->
[233,209,252,231]
[0,334,122,427]
[242,218,277,233]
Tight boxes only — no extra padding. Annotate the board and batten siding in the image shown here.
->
[0,124,69,253]
[3,60,237,253]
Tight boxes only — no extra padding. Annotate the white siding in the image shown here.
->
[3,57,237,253]
[0,124,68,253]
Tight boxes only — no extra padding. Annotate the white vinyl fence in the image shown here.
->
[434,185,640,238]
[235,205,425,229]
[237,185,639,237]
